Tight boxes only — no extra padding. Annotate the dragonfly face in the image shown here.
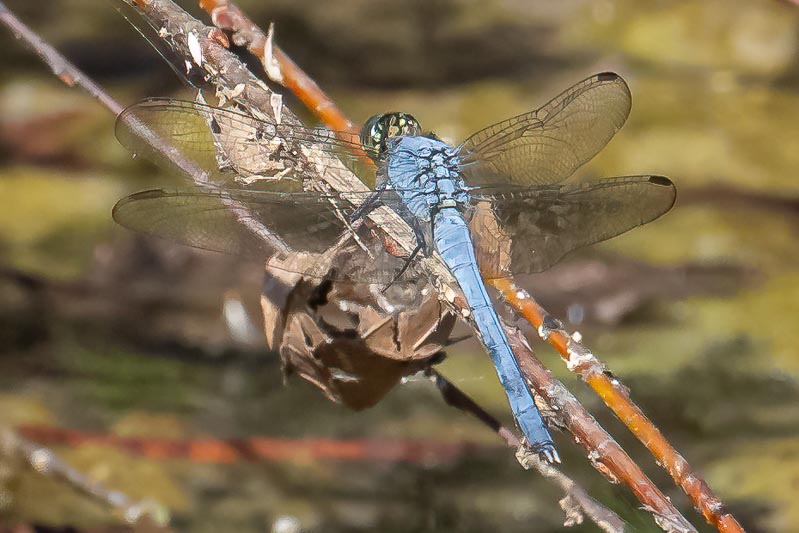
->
[360,112,423,157]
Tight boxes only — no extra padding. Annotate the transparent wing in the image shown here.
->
[116,98,377,192]
[458,72,632,187]
[468,176,676,277]
[112,188,422,283]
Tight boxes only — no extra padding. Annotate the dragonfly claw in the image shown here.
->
[536,443,561,465]
[516,440,561,467]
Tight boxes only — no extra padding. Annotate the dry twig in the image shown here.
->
[0,1,122,114]
[0,427,170,528]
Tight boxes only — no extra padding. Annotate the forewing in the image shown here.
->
[469,176,676,277]
[116,99,376,191]
[112,188,420,283]
[458,72,632,186]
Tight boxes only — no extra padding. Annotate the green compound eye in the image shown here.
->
[360,112,422,157]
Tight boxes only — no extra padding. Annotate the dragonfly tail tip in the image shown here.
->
[538,444,561,465]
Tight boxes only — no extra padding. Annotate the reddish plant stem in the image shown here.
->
[20,419,627,531]
[17,425,485,465]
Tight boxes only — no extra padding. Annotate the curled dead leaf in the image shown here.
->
[261,260,455,410]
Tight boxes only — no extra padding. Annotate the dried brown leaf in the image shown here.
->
[264,261,455,409]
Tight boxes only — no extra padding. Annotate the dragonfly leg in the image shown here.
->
[428,210,437,250]
[413,220,431,255]
[380,213,430,292]
[380,243,422,293]
[348,191,383,223]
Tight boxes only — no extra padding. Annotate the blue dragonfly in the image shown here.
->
[113,72,676,463]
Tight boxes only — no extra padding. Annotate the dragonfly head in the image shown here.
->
[361,112,422,157]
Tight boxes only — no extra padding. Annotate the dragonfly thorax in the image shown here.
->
[384,135,470,222]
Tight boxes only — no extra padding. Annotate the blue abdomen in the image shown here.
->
[433,208,553,448]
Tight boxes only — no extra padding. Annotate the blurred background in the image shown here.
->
[0,0,798,531]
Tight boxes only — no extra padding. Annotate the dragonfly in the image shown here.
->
[113,72,676,463]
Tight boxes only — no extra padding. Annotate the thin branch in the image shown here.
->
[0,427,171,528]
[0,1,123,114]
